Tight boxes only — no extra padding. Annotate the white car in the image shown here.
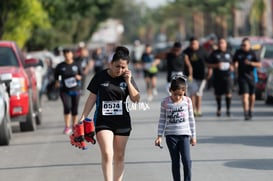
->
[0,73,12,145]
[27,51,63,98]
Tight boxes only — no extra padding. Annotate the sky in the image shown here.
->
[135,0,168,8]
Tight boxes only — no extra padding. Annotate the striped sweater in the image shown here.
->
[157,96,196,138]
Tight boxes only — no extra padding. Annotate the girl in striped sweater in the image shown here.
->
[155,75,196,181]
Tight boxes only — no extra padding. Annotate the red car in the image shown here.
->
[0,41,42,131]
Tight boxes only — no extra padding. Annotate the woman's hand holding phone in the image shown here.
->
[123,69,131,83]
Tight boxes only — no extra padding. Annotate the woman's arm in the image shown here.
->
[79,92,97,122]
[127,81,140,103]
[124,70,140,103]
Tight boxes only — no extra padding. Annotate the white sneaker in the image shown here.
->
[147,95,153,102]
[153,89,158,96]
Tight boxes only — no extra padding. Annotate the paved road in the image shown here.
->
[0,72,273,181]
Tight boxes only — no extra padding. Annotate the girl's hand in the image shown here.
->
[155,137,163,148]
[191,138,197,146]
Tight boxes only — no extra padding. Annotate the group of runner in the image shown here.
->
[164,37,261,121]
[131,36,261,121]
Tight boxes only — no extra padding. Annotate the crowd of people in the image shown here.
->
[50,36,261,181]
[130,36,260,121]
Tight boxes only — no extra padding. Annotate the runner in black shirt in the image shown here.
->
[166,42,193,94]
[183,37,209,116]
[55,48,83,134]
[78,46,140,181]
[92,47,106,74]
[208,38,233,117]
[233,38,261,120]
[166,42,193,82]
[75,46,92,94]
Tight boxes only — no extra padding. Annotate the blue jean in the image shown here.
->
[166,135,192,181]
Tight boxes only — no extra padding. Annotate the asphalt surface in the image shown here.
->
[0,72,273,181]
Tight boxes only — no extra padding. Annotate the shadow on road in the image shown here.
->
[224,159,273,170]
[199,135,273,148]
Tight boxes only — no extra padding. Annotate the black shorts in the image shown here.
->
[213,77,232,95]
[95,125,131,136]
[143,70,157,78]
[238,78,256,95]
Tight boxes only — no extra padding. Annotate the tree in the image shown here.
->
[108,0,148,43]
[27,0,114,50]
[249,0,267,36]
[0,0,50,48]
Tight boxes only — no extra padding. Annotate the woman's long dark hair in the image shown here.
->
[112,46,130,63]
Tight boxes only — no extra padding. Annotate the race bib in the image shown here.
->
[64,77,77,88]
[95,60,103,66]
[102,100,123,116]
[144,62,152,70]
[220,62,230,71]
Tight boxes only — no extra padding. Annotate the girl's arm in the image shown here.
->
[79,92,97,122]
[188,97,197,145]
[155,100,167,147]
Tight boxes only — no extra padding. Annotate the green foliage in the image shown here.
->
[30,0,114,50]
[0,0,50,48]
[108,0,146,43]
[0,0,265,50]
[140,0,245,40]
[250,0,266,35]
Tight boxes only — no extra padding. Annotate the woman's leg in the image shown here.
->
[196,95,202,115]
[190,95,197,115]
[215,95,221,116]
[60,92,72,133]
[151,75,158,95]
[97,130,115,181]
[71,93,81,125]
[166,136,181,181]
[113,135,129,181]
[225,94,232,116]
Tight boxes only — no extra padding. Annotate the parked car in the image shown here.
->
[265,67,273,104]
[27,51,61,101]
[0,73,12,145]
[254,42,273,99]
[0,41,42,131]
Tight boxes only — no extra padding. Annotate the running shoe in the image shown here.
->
[153,89,158,96]
[244,112,250,121]
[216,110,221,117]
[63,127,72,135]
[147,95,153,102]
[196,112,202,117]
[226,111,231,117]
[248,110,252,120]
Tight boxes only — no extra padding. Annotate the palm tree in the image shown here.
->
[249,0,267,36]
